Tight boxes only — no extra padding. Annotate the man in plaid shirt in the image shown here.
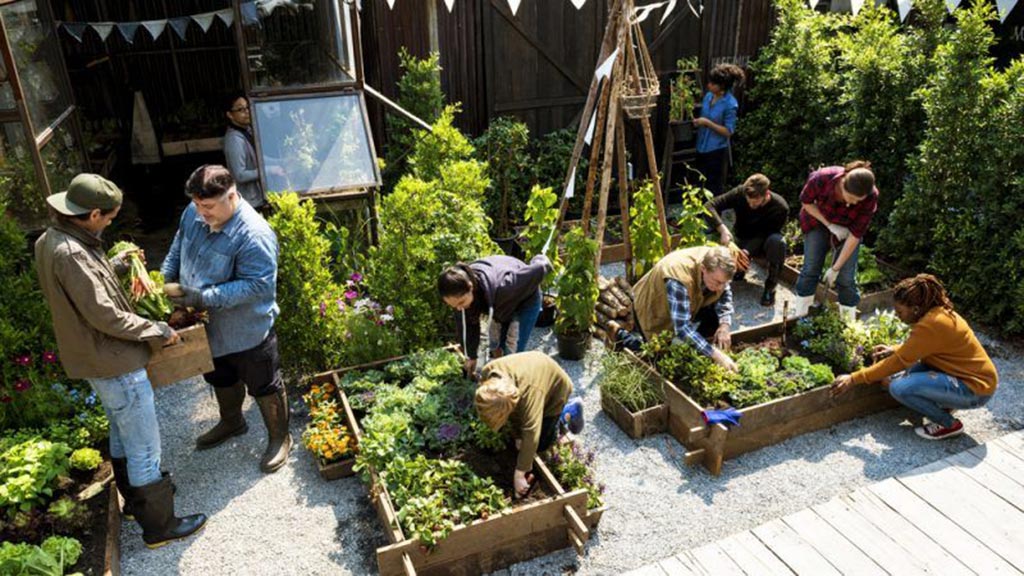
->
[793,162,879,320]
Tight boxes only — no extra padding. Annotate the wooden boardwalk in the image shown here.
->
[627,429,1024,575]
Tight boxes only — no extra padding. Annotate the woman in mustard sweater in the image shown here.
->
[831,274,998,440]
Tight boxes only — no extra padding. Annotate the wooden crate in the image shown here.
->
[312,350,604,576]
[776,258,907,313]
[629,320,900,476]
[600,392,666,440]
[146,324,213,387]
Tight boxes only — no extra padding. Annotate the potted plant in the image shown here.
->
[520,185,562,327]
[554,228,599,360]
[669,56,702,142]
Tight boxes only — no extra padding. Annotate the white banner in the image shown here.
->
[661,0,677,24]
[117,22,139,44]
[571,0,587,8]
[216,9,234,27]
[445,0,456,11]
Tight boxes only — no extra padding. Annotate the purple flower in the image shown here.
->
[13,379,31,392]
[42,351,58,364]
[336,298,346,312]
[436,423,462,442]
[14,355,31,367]
[385,305,395,315]
[344,290,358,301]
[350,272,363,283]
[319,301,327,317]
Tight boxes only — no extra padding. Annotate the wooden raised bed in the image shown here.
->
[629,320,900,476]
[302,371,361,480]
[104,480,122,576]
[313,351,604,576]
[774,257,907,313]
[600,392,666,440]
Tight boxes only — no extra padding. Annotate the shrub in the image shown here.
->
[520,185,561,289]
[384,48,445,187]
[474,116,533,236]
[533,128,588,215]
[555,228,599,336]
[669,56,702,122]
[629,181,665,278]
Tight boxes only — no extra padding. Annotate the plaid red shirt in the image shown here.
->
[798,166,878,239]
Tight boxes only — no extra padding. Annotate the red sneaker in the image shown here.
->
[915,419,964,440]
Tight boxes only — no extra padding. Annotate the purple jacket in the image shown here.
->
[455,254,551,356]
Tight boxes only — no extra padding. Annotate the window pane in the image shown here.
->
[1,0,72,137]
[253,93,378,194]
[0,121,42,224]
[39,119,81,194]
[243,0,355,90]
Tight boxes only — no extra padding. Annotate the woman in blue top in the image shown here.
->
[694,64,745,196]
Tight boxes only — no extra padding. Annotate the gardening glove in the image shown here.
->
[826,223,850,241]
[168,285,203,309]
[513,469,532,498]
[702,407,741,427]
[822,267,839,288]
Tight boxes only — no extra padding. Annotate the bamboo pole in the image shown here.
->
[593,26,627,272]
[640,114,671,255]
[581,78,613,235]
[615,114,633,283]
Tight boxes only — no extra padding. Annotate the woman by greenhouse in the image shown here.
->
[693,63,746,196]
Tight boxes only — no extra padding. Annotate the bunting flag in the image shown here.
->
[896,0,913,21]
[216,9,234,27]
[386,0,396,7]
[565,166,577,199]
[571,0,587,8]
[62,22,86,43]
[141,19,167,41]
[444,0,456,11]
[944,0,962,11]
[660,0,677,24]
[193,12,216,33]
[594,48,619,80]
[584,108,597,145]
[169,17,190,40]
[850,0,864,16]
[996,0,1017,21]
[507,0,522,15]
[92,23,114,41]
[117,22,139,44]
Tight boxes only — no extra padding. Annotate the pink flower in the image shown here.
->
[0,395,12,404]
[344,290,358,301]
[14,355,31,367]
[336,298,346,312]
[42,351,58,364]
[13,379,31,392]
[350,272,363,283]
[319,301,327,317]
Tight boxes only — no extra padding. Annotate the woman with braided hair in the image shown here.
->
[831,274,998,440]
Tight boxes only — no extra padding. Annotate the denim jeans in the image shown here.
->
[795,226,861,306]
[87,368,162,487]
[889,363,992,428]
[495,289,543,355]
[739,233,787,285]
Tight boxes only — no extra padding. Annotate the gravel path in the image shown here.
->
[120,260,1024,575]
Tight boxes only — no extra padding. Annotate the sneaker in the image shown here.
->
[561,398,584,434]
[915,419,964,440]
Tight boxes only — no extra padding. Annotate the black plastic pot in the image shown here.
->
[492,232,525,260]
[535,295,557,328]
[556,331,590,361]
[671,120,694,142]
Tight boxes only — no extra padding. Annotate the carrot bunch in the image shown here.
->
[107,241,174,321]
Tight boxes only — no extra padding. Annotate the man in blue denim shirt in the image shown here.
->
[161,164,290,473]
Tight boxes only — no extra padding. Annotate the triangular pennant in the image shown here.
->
[944,0,962,11]
[850,0,864,15]
[507,0,522,16]
[633,1,667,23]
[594,48,619,80]
[444,0,456,11]
[565,166,577,199]
[584,110,597,145]
[141,20,167,41]
[571,0,587,8]
[91,23,115,41]
[241,1,260,25]
[660,0,677,24]
[61,22,86,43]
[996,0,1017,22]
[192,12,216,33]
[117,22,140,44]
[169,17,190,40]
[896,0,912,21]
[386,0,396,8]
[216,9,234,27]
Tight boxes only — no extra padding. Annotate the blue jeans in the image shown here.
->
[497,289,543,354]
[889,363,992,428]
[795,226,861,306]
[87,368,162,487]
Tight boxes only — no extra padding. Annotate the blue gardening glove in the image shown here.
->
[702,407,741,427]
[560,398,585,434]
[168,285,203,309]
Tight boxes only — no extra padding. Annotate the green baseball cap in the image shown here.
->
[46,173,123,216]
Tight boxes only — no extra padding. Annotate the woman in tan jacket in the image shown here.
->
[831,274,998,440]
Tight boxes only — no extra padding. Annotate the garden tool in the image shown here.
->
[195,383,248,450]
[130,475,207,549]
[701,407,742,428]
[560,398,585,434]
[255,387,292,473]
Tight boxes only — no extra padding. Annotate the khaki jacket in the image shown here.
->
[633,246,723,338]
[35,222,168,379]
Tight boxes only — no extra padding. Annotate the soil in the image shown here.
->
[458,444,555,505]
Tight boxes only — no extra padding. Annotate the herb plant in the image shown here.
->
[629,181,665,278]
[554,228,599,337]
[599,352,664,412]
[670,56,702,123]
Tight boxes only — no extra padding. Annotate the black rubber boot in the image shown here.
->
[132,476,207,549]
[761,278,777,307]
[255,388,291,473]
[111,458,135,520]
[195,383,248,450]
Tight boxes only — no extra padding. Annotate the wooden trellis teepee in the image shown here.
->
[554,0,672,281]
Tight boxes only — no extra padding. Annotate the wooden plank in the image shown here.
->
[717,531,794,576]
[995,430,1024,455]
[751,518,842,576]
[658,554,701,576]
[945,450,1024,511]
[840,489,974,575]
[688,540,746,576]
[780,508,885,575]
[103,482,121,576]
[869,478,1019,574]
[626,564,670,576]
[896,463,1024,568]
[971,441,1024,486]
[812,496,931,575]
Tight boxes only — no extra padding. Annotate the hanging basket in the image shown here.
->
[620,17,660,119]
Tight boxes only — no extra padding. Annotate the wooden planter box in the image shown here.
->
[311,350,604,575]
[103,481,122,576]
[600,392,666,440]
[775,258,907,313]
[304,372,360,481]
[628,320,900,476]
[146,324,214,387]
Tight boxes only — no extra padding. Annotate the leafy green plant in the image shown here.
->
[629,181,665,278]
[599,352,664,412]
[674,183,713,249]
[555,228,599,336]
[46,496,89,533]
[383,49,446,188]
[474,117,533,236]
[793,304,909,373]
[67,448,100,472]
[520,185,562,289]
[0,535,81,576]
[670,56,702,122]
[533,128,588,215]
[547,440,604,509]
[0,440,71,517]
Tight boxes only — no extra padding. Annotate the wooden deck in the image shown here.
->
[627,429,1024,575]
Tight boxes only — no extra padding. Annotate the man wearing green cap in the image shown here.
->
[35,173,207,549]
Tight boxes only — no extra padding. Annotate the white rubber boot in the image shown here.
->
[789,295,816,317]
[838,304,858,323]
